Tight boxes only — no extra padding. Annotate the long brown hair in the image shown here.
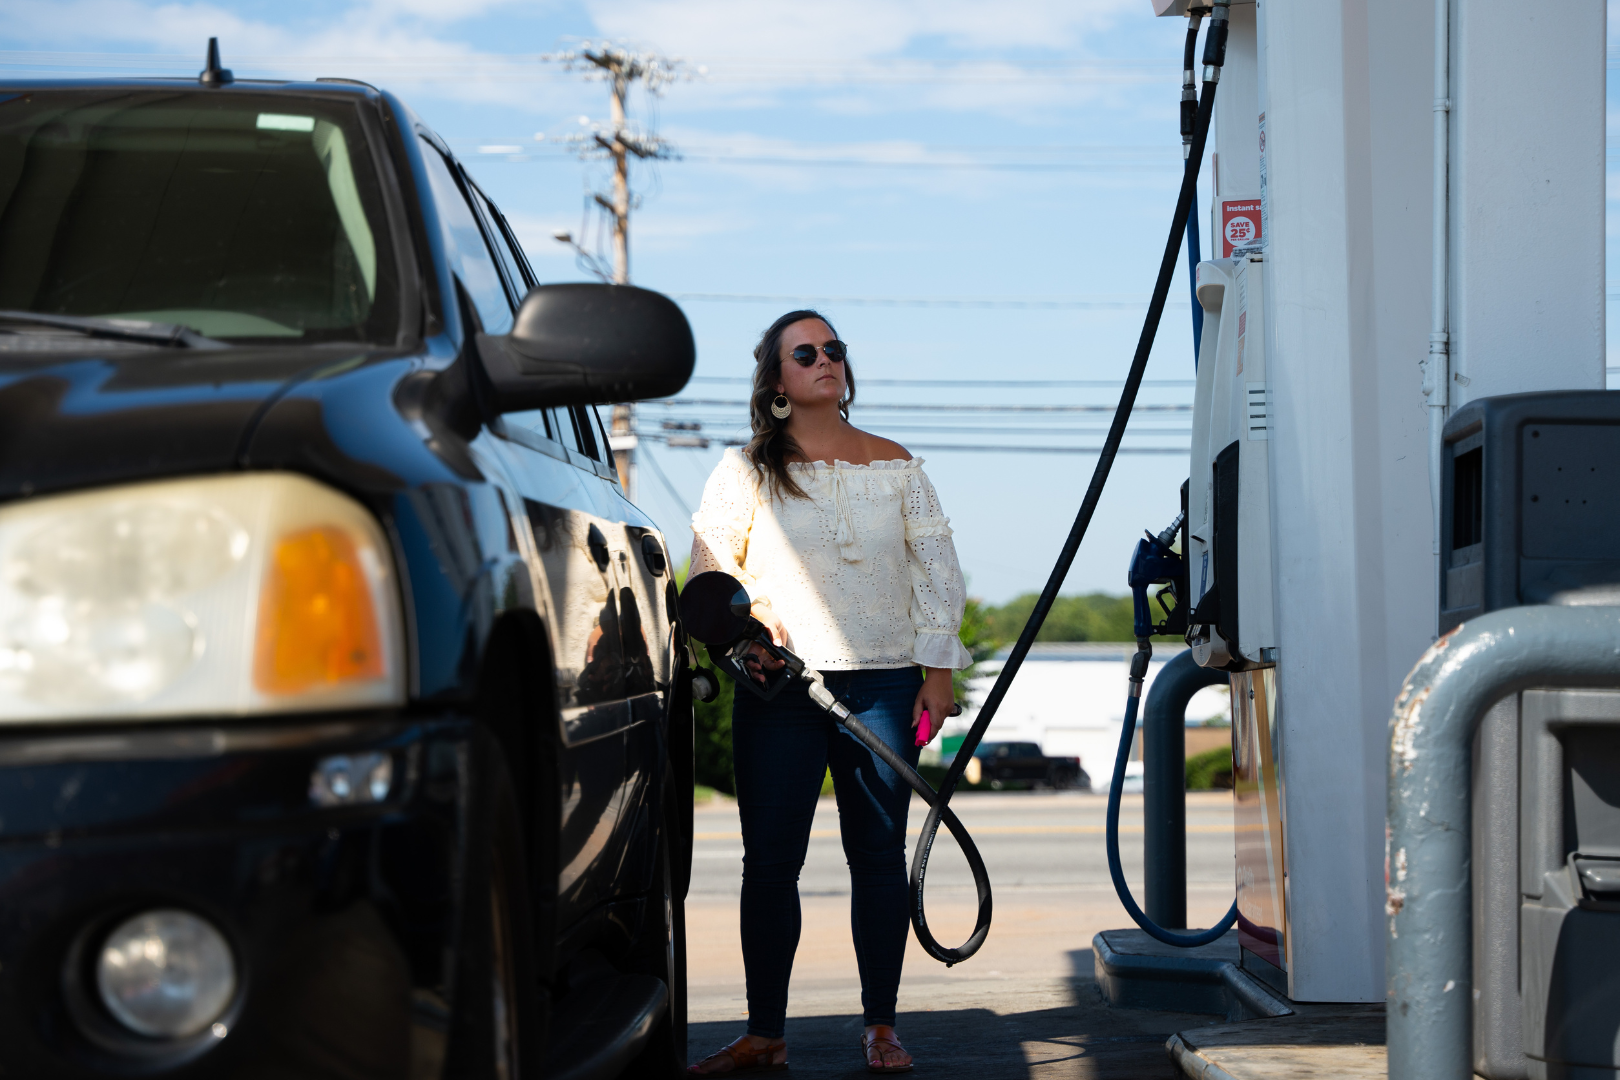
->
[744,309,855,500]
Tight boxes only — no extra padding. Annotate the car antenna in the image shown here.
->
[199,37,233,86]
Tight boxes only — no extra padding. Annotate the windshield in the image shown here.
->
[0,90,399,344]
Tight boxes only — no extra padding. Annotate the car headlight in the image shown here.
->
[0,474,405,720]
[95,909,236,1038]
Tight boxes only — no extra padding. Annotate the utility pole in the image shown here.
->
[546,42,689,502]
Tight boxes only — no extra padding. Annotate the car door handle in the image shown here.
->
[586,523,610,572]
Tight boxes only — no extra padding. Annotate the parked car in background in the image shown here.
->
[964,742,1087,791]
[0,50,696,1079]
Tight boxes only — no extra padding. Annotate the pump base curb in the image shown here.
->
[1092,929,1292,1022]
[1165,1005,1387,1079]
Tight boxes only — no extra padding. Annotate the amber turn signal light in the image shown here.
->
[254,526,384,695]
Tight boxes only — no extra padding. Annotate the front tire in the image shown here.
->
[624,798,687,1076]
[444,737,543,1080]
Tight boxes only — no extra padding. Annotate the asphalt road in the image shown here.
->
[684,790,1238,1078]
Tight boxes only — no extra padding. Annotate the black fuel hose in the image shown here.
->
[1105,642,1239,947]
[906,0,1231,966]
[1181,9,1207,360]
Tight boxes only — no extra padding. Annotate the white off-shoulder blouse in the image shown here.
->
[689,448,973,671]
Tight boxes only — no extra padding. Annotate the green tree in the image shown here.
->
[982,590,1181,644]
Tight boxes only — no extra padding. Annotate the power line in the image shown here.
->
[467,138,1182,172]
[637,432,1188,455]
[650,399,1193,413]
[686,375,1196,388]
[902,443,1188,455]
[790,424,1194,437]
[669,293,1190,310]
[474,151,1180,172]
[651,419,1192,437]
[0,52,1187,86]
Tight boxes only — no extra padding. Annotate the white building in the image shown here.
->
[941,642,1230,787]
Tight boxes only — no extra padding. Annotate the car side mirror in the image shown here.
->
[476,283,694,411]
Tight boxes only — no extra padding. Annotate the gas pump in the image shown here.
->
[1185,254,1278,672]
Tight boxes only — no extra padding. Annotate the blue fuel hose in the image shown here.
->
[1104,645,1238,948]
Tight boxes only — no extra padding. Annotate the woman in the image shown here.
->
[685,311,972,1075]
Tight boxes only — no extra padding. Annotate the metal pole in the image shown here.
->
[606,67,635,500]
[1424,0,1451,562]
[1144,648,1229,930]
[1387,606,1620,1080]
[608,71,630,287]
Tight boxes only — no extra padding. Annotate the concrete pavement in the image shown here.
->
[685,790,1238,1078]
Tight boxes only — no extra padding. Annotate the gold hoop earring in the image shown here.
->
[770,394,792,419]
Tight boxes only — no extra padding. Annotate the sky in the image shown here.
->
[3,2,1613,605]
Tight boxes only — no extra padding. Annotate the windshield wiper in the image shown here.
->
[0,310,228,349]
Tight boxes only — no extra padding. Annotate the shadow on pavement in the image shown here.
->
[686,948,1222,1079]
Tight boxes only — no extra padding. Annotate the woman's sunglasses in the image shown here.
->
[790,340,848,366]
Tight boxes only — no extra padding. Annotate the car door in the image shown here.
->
[449,160,660,923]
[466,176,676,902]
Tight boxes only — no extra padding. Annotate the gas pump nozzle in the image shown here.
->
[679,570,960,727]
[678,570,809,702]
[1128,510,1189,641]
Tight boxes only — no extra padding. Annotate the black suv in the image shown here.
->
[0,59,696,1079]
[968,743,1087,791]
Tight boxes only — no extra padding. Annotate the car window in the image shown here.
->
[573,406,605,461]
[0,91,399,343]
[416,140,512,335]
[466,180,533,300]
[587,405,613,461]
[501,408,552,442]
[548,407,584,456]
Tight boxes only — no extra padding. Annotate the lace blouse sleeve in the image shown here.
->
[902,466,973,670]
[689,450,764,598]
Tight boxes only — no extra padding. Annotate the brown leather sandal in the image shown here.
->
[860,1026,913,1073]
[686,1035,789,1075]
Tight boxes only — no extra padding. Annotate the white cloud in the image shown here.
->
[0,0,1169,121]
[360,0,534,23]
[6,0,267,51]
[3,0,534,46]
[0,0,581,112]
[583,0,1138,60]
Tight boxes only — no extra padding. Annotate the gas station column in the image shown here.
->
[1253,0,1603,1003]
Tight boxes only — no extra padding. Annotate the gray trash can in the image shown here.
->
[1519,691,1620,1080]
[1440,391,1620,1080]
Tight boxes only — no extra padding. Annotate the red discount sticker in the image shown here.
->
[1220,198,1264,257]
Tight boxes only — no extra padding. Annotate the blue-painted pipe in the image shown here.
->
[1144,648,1230,930]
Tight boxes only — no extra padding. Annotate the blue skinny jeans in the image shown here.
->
[731,665,923,1039]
